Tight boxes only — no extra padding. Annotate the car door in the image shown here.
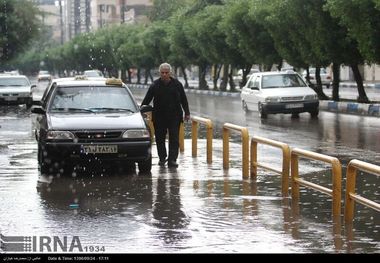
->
[246,75,261,109]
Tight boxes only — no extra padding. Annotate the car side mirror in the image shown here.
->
[140,104,153,113]
[250,86,259,90]
[31,84,37,90]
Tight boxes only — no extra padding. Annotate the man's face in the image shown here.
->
[160,69,170,82]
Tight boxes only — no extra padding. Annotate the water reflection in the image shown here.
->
[152,167,191,245]
[37,171,153,216]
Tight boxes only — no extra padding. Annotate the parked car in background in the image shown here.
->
[84,70,104,78]
[31,77,153,176]
[0,75,35,107]
[37,70,52,81]
[241,71,319,118]
[302,68,331,88]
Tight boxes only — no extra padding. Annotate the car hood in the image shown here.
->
[260,87,316,96]
[0,86,31,93]
[48,112,146,130]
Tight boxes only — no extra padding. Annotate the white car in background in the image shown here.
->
[302,68,331,88]
[37,70,52,81]
[0,75,35,107]
[84,70,104,78]
[241,71,319,118]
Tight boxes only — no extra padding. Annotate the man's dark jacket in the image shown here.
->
[141,77,190,123]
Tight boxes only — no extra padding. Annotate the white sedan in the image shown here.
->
[0,75,35,106]
[241,71,319,118]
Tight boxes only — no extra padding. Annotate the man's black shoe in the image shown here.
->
[168,160,178,168]
[158,159,167,166]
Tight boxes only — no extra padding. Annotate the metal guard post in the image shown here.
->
[222,123,249,178]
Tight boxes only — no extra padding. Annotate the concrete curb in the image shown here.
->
[319,100,380,116]
[129,84,379,117]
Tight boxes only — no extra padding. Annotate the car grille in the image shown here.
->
[75,131,122,140]
[281,96,304,102]
[1,94,19,96]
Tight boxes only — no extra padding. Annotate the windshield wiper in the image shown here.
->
[51,107,94,113]
[88,107,135,113]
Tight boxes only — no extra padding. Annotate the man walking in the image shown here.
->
[141,63,190,168]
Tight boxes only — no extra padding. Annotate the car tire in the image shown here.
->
[258,103,267,119]
[138,155,152,173]
[38,145,49,176]
[310,109,319,118]
[242,100,249,112]
[26,98,32,108]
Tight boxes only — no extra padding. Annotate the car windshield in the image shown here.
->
[0,77,29,86]
[49,86,137,113]
[39,71,49,75]
[262,74,307,89]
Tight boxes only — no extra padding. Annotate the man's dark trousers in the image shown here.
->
[154,119,180,162]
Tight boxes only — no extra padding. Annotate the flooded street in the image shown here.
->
[0,88,379,253]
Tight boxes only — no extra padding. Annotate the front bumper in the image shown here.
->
[0,96,32,105]
[262,100,319,114]
[41,140,152,162]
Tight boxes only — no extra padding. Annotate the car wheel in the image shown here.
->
[26,98,32,108]
[38,145,49,176]
[291,113,300,119]
[138,155,152,173]
[242,100,249,112]
[258,103,267,119]
[310,109,319,118]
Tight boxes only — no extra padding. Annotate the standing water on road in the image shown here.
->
[0,105,378,253]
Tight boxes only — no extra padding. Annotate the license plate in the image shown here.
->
[81,145,118,154]
[4,97,17,101]
[285,103,303,109]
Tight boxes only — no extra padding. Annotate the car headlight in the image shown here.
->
[47,131,75,140]
[304,94,318,100]
[265,96,281,102]
[122,129,150,138]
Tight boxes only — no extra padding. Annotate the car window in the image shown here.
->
[48,86,137,112]
[262,74,307,89]
[39,71,49,74]
[0,77,30,86]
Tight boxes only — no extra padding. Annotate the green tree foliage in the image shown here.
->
[0,0,41,64]
[326,0,380,63]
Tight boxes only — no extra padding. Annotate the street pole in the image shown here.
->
[121,0,126,24]
[59,0,63,44]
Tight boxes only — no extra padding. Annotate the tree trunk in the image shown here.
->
[137,68,141,84]
[228,66,236,92]
[120,68,127,83]
[219,64,229,91]
[351,64,369,103]
[212,64,220,91]
[332,63,340,101]
[180,66,189,89]
[241,64,252,87]
[312,66,328,100]
[198,64,208,90]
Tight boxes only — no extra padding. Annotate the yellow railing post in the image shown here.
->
[250,136,290,196]
[191,116,213,164]
[179,121,184,152]
[291,148,342,219]
[344,159,380,223]
[222,123,249,178]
